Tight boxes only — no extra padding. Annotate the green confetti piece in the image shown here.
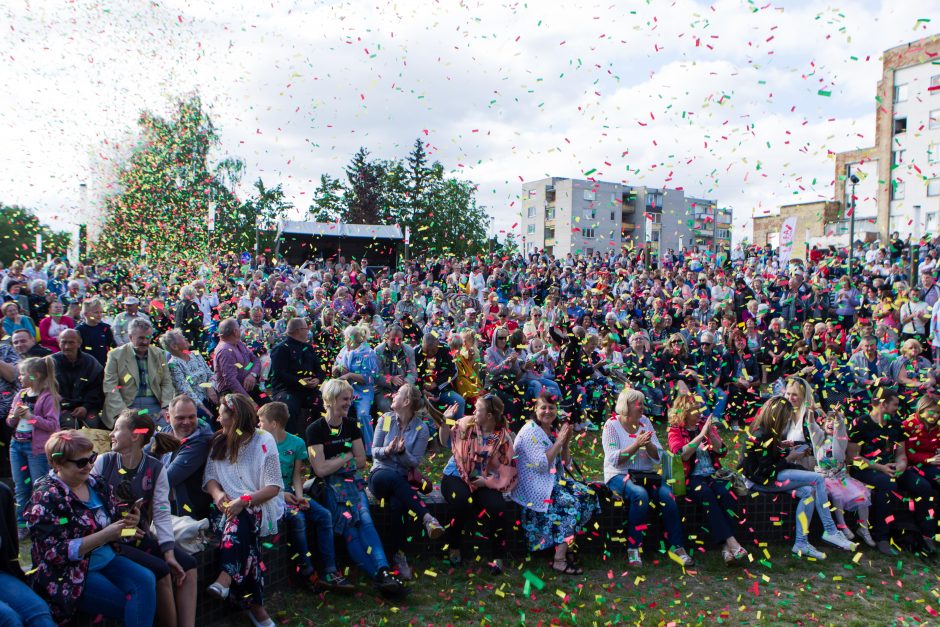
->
[818,89,831,97]
[522,570,545,590]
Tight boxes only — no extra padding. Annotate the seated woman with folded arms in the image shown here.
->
[437,392,517,573]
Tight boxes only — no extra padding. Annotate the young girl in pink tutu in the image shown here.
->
[807,409,875,547]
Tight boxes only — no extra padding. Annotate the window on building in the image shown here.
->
[582,228,596,239]
[931,75,940,94]
[650,230,661,243]
[894,116,907,134]
[894,84,908,103]
[585,209,596,220]
[583,189,596,201]
[527,224,536,234]
[928,178,940,197]
[611,193,618,203]
[892,149,905,166]
[527,206,536,218]
[931,143,940,164]
[931,109,940,129]
[646,193,663,209]
[585,248,594,256]
[610,211,615,221]
[546,207,555,220]
[528,189,537,198]
[891,179,905,201]
[648,212,662,224]
[545,227,555,240]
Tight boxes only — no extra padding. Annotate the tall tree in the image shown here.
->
[243,178,293,254]
[343,148,386,224]
[95,96,261,263]
[308,174,346,223]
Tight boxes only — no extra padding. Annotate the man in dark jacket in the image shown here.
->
[52,329,104,428]
[268,317,325,435]
[415,331,465,419]
[149,394,213,520]
[174,285,203,346]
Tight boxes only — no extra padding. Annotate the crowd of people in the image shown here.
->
[0,233,939,626]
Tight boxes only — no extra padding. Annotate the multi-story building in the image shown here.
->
[834,34,940,240]
[520,177,729,258]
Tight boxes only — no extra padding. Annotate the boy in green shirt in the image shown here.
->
[259,402,353,591]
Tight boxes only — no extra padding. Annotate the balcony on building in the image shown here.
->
[545,185,555,203]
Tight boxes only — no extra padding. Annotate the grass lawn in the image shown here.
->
[261,426,940,626]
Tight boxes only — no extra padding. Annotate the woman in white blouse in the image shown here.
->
[202,394,281,627]
[603,388,692,568]
[511,392,598,575]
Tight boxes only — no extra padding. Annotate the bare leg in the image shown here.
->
[176,568,198,627]
[156,575,178,627]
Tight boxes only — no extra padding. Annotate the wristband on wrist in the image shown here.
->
[687,442,699,451]
[240,494,252,505]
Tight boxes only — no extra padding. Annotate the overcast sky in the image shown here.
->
[1,0,937,247]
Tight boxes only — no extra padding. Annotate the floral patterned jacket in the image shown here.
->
[25,472,120,624]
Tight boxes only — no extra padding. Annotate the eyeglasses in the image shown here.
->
[701,342,712,347]
[496,336,508,340]
[66,451,98,469]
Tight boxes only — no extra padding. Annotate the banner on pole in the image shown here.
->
[778,216,798,267]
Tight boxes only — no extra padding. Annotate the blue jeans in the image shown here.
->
[77,555,156,627]
[343,491,389,578]
[436,388,466,420]
[702,387,727,422]
[525,378,563,402]
[607,474,686,550]
[753,468,838,544]
[687,474,737,543]
[283,497,337,575]
[10,440,49,526]
[368,468,431,558]
[352,391,375,456]
[0,571,55,627]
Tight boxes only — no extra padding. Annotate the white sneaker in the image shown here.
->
[393,551,413,581]
[857,525,876,547]
[792,542,827,560]
[822,530,856,551]
[840,526,855,541]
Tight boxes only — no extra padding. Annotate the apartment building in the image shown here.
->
[834,33,940,241]
[520,177,729,258]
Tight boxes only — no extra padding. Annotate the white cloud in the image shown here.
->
[1,0,938,247]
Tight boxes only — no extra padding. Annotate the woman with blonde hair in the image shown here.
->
[603,387,692,568]
[741,396,854,559]
[306,379,404,595]
[781,377,820,470]
[333,325,379,456]
[450,331,483,405]
[667,392,748,564]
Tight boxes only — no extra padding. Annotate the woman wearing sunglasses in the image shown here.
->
[25,430,157,626]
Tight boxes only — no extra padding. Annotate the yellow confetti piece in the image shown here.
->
[797,511,809,535]
[423,569,437,578]
[121,527,137,537]
[556,589,567,600]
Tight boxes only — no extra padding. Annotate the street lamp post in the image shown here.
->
[847,174,860,278]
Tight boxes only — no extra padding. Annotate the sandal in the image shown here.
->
[551,559,584,575]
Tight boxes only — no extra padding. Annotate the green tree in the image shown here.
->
[243,178,293,254]
[95,96,265,263]
[343,148,386,224]
[0,203,72,264]
[308,174,346,222]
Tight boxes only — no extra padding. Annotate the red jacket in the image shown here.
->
[903,414,940,467]
[667,421,727,482]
